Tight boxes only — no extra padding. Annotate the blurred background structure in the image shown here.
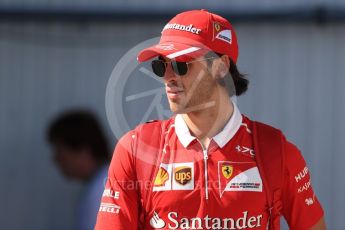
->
[0,1,344,229]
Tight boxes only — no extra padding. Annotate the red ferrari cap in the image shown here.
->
[137,9,239,63]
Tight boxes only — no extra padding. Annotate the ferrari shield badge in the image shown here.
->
[222,165,233,179]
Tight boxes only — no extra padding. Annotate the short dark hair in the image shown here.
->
[47,110,110,163]
[205,52,249,96]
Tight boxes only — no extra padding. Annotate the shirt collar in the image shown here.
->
[174,101,243,148]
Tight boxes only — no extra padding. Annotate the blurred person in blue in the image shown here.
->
[47,110,111,230]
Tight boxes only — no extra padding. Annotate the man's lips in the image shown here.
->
[166,87,184,99]
[166,87,184,94]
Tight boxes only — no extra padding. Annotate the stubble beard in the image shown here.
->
[169,74,218,114]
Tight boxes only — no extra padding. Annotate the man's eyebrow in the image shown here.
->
[158,56,173,63]
[158,56,165,60]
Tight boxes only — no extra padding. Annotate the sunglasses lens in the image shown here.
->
[172,61,188,76]
[151,59,189,77]
[151,60,166,77]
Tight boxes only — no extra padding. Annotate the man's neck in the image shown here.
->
[181,94,234,148]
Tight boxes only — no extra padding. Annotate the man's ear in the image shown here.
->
[212,55,230,79]
[219,55,230,78]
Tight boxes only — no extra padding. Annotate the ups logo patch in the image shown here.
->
[174,166,192,185]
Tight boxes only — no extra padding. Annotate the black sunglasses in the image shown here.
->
[151,57,218,77]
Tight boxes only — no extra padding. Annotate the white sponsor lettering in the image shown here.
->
[305,198,314,206]
[215,30,232,44]
[168,212,179,229]
[162,23,202,35]
[297,179,312,193]
[236,145,255,158]
[102,189,120,199]
[295,166,309,183]
[99,203,120,214]
[159,211,263,229]
[224,167,262,192]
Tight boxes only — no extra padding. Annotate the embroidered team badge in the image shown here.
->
[222,164,233,179]
[214,22,221,32]
[218,161,262,197]
[213,22,232,44]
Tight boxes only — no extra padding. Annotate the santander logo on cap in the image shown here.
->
[162,23,202,35]
[137,9,239,63]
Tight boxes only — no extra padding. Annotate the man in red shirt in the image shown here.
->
[95,9,326,229]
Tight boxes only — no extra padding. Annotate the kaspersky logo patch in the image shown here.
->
[218,161,262,197]
[153,162,194,191]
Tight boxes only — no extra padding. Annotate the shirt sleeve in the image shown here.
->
[281,140,324,230]
[94,131,140,230]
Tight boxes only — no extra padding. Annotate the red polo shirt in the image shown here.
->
[95,103,324,229]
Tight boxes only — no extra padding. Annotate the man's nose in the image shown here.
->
[163,63,178,83]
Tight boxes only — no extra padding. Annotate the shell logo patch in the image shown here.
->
[154,167,169,187]
[153,162,194,191]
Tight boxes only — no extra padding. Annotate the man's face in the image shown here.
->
[52,142,93,180]
[162,56,218,114]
